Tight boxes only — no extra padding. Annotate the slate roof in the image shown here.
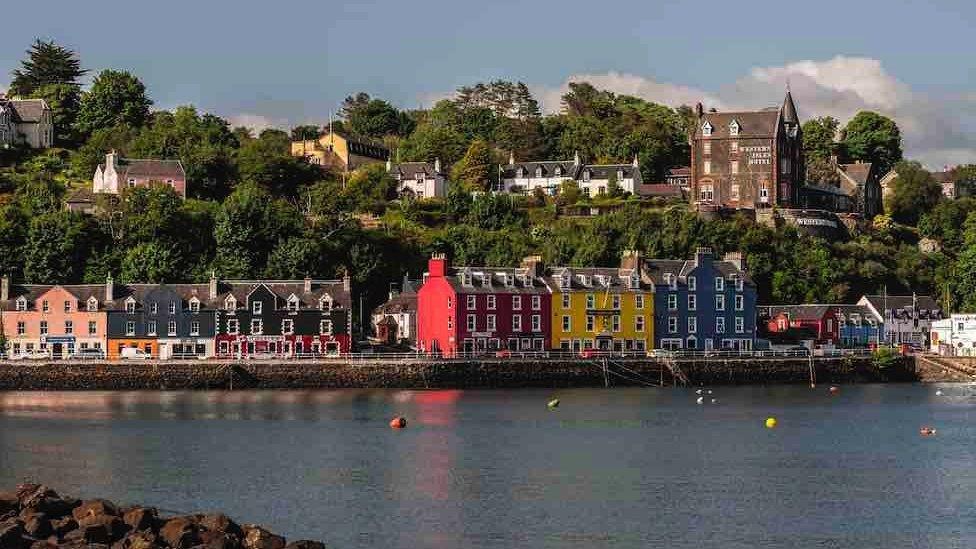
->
[212,280,352,310]
[668,166,691,177]
[761,305,835,321]
[643,257,755,286]
[6,99,49,123]
[543,267,648,292]
[832,304,878,323]
[389,162,443,178]
[860,295,942,319]
[636,183,683,198]
[114,158,185,179]
[837,162,873,186]
[501,160,579,179]
[447,267,549,294]
[1,284,111,311]
[695,109,781,139]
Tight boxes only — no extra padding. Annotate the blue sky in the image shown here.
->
[2,0,975,165]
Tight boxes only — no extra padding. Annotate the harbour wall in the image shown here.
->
[0,356,918,390]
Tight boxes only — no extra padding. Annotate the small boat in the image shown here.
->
[919,426,937,436]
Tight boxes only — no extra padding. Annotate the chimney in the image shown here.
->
[520,255,544,277]
[428,253,448,278]
[695,102,704,118]
[632,154,639,168]
[386,158,392,171]
[723,251,744,271]
[508,151,515,165]
[105,273,114,302]
[343,272,351,292]
[829,154,839,166]
[573,150,581,165]
[106,150,118,171]
[1,275,9,302]
[434,157,442,173]
[209,271,218,300]
[620,250,642,273]
[694,247,713,267]
[304,276,312,294]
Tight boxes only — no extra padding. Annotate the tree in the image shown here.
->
[31,83,82,145]
[886,160,942,226]
[451,138,493,191]
[806,156,840,187]
[556,180,581,206]
[213,183,301,277]
[801,116,839,161]
[561,82,615,118]
[841,112,903,175]
[398,123,467,167]
[75,70,153,136]
[120,242,182,283]
[290,124,321,141]
[236,129,321,197]
[23,211,89,284]
[341,93,414,138]
[9,40,85,97]
[343,164,398,212]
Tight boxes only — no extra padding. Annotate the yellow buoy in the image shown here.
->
[547,398,560,409]
[765,417,777,429]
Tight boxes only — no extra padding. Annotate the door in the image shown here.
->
[704,339,714,351]
[52,343,63,360]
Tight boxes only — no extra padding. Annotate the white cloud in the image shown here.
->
[226,113,285,134]
[529,56,976,170]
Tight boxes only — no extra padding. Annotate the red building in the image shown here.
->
[762,305,840,345]
[417,255,551,356]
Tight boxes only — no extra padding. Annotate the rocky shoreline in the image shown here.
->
[0,484,323,548]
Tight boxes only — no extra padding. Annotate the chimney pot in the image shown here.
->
[1,275,9,302]
[209,271,218,300]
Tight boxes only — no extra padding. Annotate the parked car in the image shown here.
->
[120,347,151,360]
[11,349,50,361]
[70,348,105,361]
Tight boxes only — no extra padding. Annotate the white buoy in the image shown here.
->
[936,390,943,396]
[696,397,704,404]
[696,389,703,395]
[707,390,713,395]
[711,399,717,404]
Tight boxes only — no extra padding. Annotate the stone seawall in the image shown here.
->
[0,356,916,390]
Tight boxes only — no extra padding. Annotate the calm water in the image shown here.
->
[1,385,975,548]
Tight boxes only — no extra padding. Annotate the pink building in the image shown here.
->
[0,278,109,358]
[93,151,187,198]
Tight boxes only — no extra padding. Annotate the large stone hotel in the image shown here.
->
[690,91,804,211]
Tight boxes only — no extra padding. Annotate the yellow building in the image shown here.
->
[291,130,389,172]
[546,252,652,353]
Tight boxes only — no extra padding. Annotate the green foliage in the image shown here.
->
[886,160,942,225]
[237,129,320,196]
[341,92,414,138]
[872,347,901,370]
[213,183,302,278]
[801,116,839,161]
[919,198,976,252]
[9,40,85,97]
[120,242,182,283]
[31,83,82,145]
[451,138,494,191]
[76,70,153,136]
[343,164,398,213]
[23,211,90,284]
[806,156,840,187]
[841,111,903,176]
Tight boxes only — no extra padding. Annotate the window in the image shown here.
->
[147,321,157,336]
[168,321,177,336]
[38,321,49,335]
[149,302,158,314]
[667,273,677,290]
[532,315,541,331]
[562,316,571,331]
[586,294,595,309]
[532,295,541,310]
[416,172,426,182]
[250,319,263,335]
[15,298,27,312]
[467,315,476,331]
[512,315,522,332]
[87,298,98,312]
[699,185,713,201]
[735,277,744,291]
[688,295,697,311]
[319,297,333,311]
[735,317,745,333]
[731,184,740,201]
[448,297,453,309]
[282,319,294,334]
[447,316,453,330]
[702,121,713,136]
[636,295,644,309]
[612,294,621,310]
[636,316,645,332]
[612,315,621,333]
[487,295,496,310]
[715,277,724,291]
[127,178,136,188]
[189,299,200,312]
[703,160,711,174]
[169,302,177,314]
[63,300,71,313]
[688,276,696,291]
[562,294,571,309]
[668,294,678,311]
[320,320,333,334]
[252,301,262,315]
[716,317,726,333]
[582,170,591,182]
[225,297,236,311]
[716,295,725,311]
[512,295,522,310]
[555,166,562,176]
[668,317,678,333]
[63,321,73,334]
[586,315,595,332]
[227,319,239,334]
[617,169,625,180]
[535,167,543,178]
[729,120,740,136]
[42,300,49,313]
[735,295,744,311]
[730,140,739,153]
[16,322,25,335]
[703,141,711,155]
[467,295,477,309]
[760,185,769,202]
[517,167,525,178]
[125,321,135,336]
[125,300,136,314]
[688,317,697,334]
[487,315,496,331]
[88,321,97,335]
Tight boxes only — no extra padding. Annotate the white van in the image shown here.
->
[120,347,151,360]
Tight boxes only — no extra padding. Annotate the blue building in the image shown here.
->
[646,248,757,351]
[835,304,884,347]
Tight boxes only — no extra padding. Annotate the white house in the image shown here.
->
[858,294,943,347]
[93,151,187,197]
[931,314,976,356]
[0,96,53,149]
[387,159,449,199]
[498,151,642,196]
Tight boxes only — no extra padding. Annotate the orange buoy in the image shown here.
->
[829,386,839,394]
[919,426,936,436]
[389,416,407,429]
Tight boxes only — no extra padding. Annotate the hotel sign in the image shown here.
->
[742,145,772,165]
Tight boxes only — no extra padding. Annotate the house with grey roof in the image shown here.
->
[93,151,187,198]
[387,158,449,199]
[858,294,943,347]
[498,151,643,197]
[0,95,53,149]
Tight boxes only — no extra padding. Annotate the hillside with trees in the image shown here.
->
[1,40,974,316]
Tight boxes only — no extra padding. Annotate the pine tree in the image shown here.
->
[9,40,86,97]
[451,138,494,191]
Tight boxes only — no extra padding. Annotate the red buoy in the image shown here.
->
[389,416,407,429]
[829,386,839,394]
[919,426,936,436]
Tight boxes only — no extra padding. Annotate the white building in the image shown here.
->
[0,96,53,149]
[498,151,642,197]
[858,294,943,347]
[387,159,449,199]
[931,314,976,356]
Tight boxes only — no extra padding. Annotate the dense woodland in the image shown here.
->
[3,40,976,316]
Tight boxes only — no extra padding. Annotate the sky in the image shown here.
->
[2,0,975,167]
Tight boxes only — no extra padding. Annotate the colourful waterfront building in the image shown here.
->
[417,255,551,356]
[0,277,108,358]
[544,251,653,353]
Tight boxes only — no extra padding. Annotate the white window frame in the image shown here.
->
[735,317,745,334]
[190,321,200,336]
[668,294,678,311]
[532,315,541,332]
[125,321,135,336]
[320,319,333,335]
[636,315,645,332]
[715,277,724,291]
[735,295,744,311]
[282,319,295,335]
[487,314,496,331]
[252,301,263,315]
[168,321,177,336]
[512,295,522,311]
[250,319,263,335]
[668,317,678,334]
[487,295,496,310]
[532,295,541,311]
[512,315,522,332]
[688,295,697,311]
[716,295,725,311]
[716,317,726,334]
[467,295,477,309]
[466,315,476,331]
[147,320,157,336]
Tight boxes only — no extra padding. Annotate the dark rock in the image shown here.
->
[242,525,285,549]
[123,507,158,532]
[159,516,201,548]
[285,542,326,549]
[0,492,17,515]
[64,521,110,544]
[0,510,17,522]
[0,519,27,549]
[72,499,120,521]
[51,517,78,537]
[198,513,243,539]
[197,529,243,549]
[78,514,129,543]
[28,540,56,549]
[111,530,162,549]
[15,485,71,519]
[22,512,52,539]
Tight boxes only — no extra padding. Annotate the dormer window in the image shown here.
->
[616,169,624,180]
[319,296,333,311]
[729,119,740,136]
[225,296,237,311]
[480,273,491,286]
[125,298,136,314]
[415,172,425,182]
[629,273,639,289]
[666,273,677,290]
[87,297,98,312]
[582,170,591,182]
[504,273,514,287]
[15,297,27,312]
[517,167,525,178]
[461,271,473,286]
[535,167,543,178]
[554,166,562,176]
[189,298,200,312]
[252,301,263,315]
[287,295,300,311]
[559,274,570,289]
[702,121,713,136]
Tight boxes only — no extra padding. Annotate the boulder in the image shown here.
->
[111,530,162,549]
[22,512,52,539]
[0,518,27,549]
[0,492,18,515]
[242,525,285,549]
[28,540,56,549]
[51,517,78,538]
[198,529,243,549]
[123,507,158,532]
[63,521,110,545]
[285,542,326,549]
[79,514,129,543]
[198,513,244,539]
[15,485,72,518]
[72,499,120,521]
[159,516,201,548]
